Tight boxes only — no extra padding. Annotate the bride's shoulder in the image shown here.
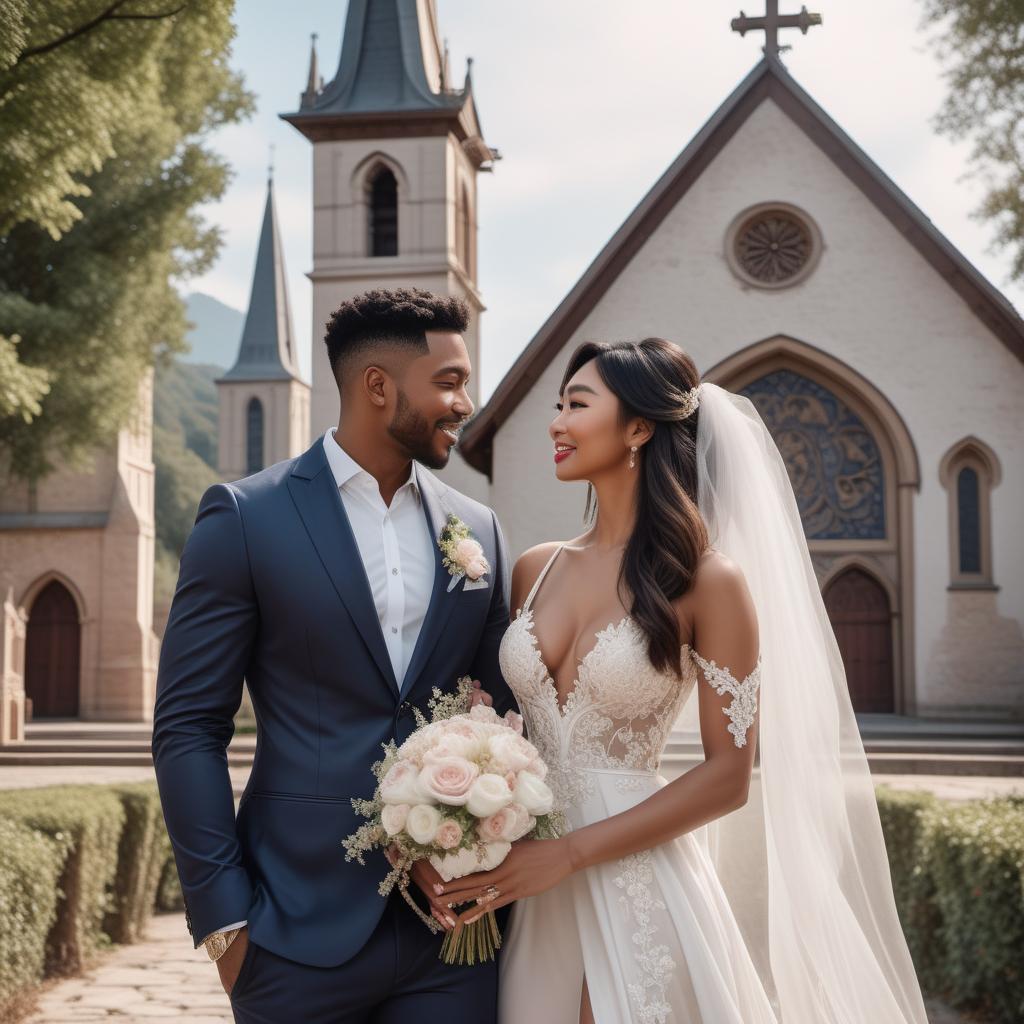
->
[510,541,565,613]
[686,548,757,636]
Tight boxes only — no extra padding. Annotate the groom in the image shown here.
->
[152,287,517,1021]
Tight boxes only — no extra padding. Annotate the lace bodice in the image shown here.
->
[498,544,761,811]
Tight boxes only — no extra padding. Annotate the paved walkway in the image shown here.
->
[14,909,974,1024]
[21,911,231,1023]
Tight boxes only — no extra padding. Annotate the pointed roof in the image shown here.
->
[220,176,302,383]
[459,56,1024,477]
[281,0,495,165]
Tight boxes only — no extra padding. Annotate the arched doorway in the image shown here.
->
[706,336,919,713]
[824,568,894,713]
[25,580,81,718]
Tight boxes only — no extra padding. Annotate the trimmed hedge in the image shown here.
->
[102,783,169,943]
[877,787,1024,1024]
[0,786,124,977]
[0,817,65,1014]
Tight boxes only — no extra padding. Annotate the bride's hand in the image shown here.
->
[436,838,573,926]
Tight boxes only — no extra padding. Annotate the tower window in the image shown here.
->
[247,397,264,474]
[369,167,398,257]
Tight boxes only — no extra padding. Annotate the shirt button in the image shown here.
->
[392,568,398,575]
[391,626,398,634]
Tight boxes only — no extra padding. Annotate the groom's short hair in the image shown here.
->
[324,287,470,384]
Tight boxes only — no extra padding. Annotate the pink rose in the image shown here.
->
[505,802,535,842]
[466,559,488,580]
[418,757,479,806]
[455,538,482,563]
[478,807,515,842]
[435,819,464,850]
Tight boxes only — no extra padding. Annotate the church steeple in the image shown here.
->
[221,174,301,383]
[300,33,323,109]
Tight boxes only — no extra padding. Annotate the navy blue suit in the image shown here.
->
[152,437,517,1021]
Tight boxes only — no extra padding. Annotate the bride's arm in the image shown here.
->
[438,553,761,916]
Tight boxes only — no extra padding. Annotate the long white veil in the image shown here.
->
[676,382,928,1022]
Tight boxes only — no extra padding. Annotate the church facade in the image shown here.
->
[458,57,1024,720]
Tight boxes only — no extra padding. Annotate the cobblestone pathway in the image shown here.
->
[21,911,231,1023]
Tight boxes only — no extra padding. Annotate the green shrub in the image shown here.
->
[103,783,167,944]
[0,817,65,1018]
[877,787,1024,1024]
[155,836,184,913]
[0,786,124,975]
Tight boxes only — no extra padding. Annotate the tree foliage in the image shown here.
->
[923,0,1024,281]
[0,0,254,477]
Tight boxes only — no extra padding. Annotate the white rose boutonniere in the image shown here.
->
[438,514,490,592]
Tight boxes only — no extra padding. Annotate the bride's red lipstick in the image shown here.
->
[554,446,575,464]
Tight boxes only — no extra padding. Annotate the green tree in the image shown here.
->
[0,0,254,477]
[923,0,1024,281]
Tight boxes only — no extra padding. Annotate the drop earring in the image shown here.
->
[629,446,637,469]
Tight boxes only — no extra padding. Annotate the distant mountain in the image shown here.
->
[182,291,243,369]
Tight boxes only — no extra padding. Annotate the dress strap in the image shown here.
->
[522,544,565,614]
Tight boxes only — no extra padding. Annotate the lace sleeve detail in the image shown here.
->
[692,652,762,748]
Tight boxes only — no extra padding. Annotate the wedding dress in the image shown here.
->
[495,382,928,1024]
[496,542,778,1024]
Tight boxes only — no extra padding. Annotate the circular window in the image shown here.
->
[725,203,822,289]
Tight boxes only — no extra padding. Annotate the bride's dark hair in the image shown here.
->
[560,337,709,678]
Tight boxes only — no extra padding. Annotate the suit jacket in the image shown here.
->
[151,437,517,967]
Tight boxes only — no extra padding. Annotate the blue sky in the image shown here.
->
[188,0,1024,397]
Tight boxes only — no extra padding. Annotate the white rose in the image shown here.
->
[379,760,427,805]
[429,840,512,882]
[513,771,554,816]
[381,803,410,837]
[488,732,534,773]
[466,773,514,818]
[405,803,443,845]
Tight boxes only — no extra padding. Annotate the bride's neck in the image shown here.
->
[586,474,638,550]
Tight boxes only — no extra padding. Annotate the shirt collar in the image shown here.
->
[322,428,421,503]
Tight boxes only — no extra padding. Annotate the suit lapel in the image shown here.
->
[398,468,462,702]
[287,440,400,695]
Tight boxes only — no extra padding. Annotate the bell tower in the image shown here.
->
[281,0,498,463]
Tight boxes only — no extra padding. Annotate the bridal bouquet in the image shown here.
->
[343,677,561,964]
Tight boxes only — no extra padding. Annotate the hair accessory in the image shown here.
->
[679,383,702,419]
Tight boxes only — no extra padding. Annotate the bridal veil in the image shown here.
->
[676,382,928,1022]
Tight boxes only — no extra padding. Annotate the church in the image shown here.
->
[0,0,1020,736]
[282,0,1024,721]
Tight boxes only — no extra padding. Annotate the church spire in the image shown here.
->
[221,175,301,382]
[300,32,322,109]
[287,0,462,119]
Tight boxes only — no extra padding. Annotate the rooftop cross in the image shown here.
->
[731,0,822,58]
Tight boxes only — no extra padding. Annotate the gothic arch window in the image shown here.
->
[737,369,886,540]
[368,166,398,257]
[939,437,1000,587]
[246,396,264,474]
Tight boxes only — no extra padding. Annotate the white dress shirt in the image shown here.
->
[209,429,437,941]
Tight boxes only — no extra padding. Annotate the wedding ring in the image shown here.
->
[484,885,501,899]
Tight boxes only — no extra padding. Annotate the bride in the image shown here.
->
[436,337,929,1023]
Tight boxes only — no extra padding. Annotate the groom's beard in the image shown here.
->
[387,387,450,470]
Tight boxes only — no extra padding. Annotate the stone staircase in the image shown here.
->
[3,715,1023,778]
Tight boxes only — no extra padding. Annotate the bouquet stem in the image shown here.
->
[441,909,502,965]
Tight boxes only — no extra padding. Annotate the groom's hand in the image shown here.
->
[385,844,457,931]
[215,926,249,996]
[468,678,493,708]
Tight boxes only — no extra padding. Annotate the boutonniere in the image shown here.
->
[438,514,490,593]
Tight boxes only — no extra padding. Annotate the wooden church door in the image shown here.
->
[824,568,893,713]
[25,580,80,718]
